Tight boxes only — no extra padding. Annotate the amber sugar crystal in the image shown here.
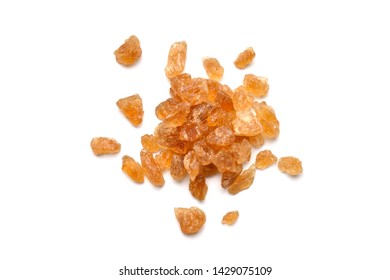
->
[253,101,279,139]
[140,149,165,186]
[183,151,200,181]
[278,156,303,176]
[233,86,254,111]
[232,109,262,136]
[222,211,239,225]
[243,74,269,98]
[221,164,243,189]
[206,126,235,147]
[202,57,224,81]
[116,94,144,126]
[227,164,256,195]
[189,174,208,201]
[165,41,187,78]
[170,154,187,181]
[90,137,121,155]
[234,47,256,69]
[255,150,277,170]
[174,207,206,235]
[141,134,160,153]
[155,149,174,170]
[114,35,142,66]
[122,155,144,183]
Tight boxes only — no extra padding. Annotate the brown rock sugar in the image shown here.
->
[92,37,304,234]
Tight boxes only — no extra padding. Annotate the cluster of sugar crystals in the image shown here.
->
[147,41,284,199]
[92,37,303,235]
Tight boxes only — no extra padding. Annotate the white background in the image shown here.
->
[1,0,389,279]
